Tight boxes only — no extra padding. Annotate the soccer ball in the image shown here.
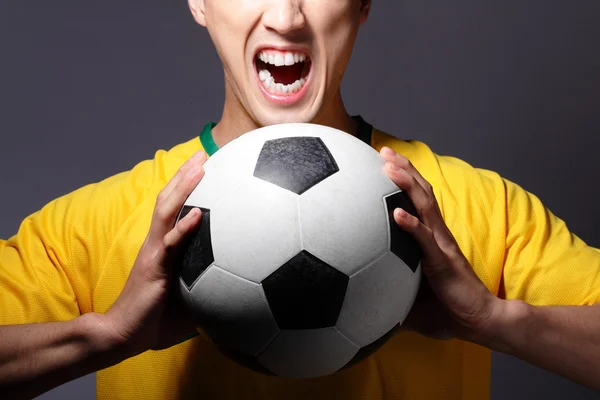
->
[175,123,422,379]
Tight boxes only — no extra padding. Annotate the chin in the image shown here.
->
[253,108,320,127]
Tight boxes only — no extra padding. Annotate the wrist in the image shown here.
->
[78,312,141,362]
[475,298,532,353]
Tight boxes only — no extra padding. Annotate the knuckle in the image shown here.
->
[173,179,189,197]
[397,157,412,169]
[164,223,185,249]
[163,232,173,249]
[155,206,171,222]
[400,173,416,188]
[423,182,434,194]
[156,192,167,206]
[410,175,420,189]
[423,199,436,213]
[137,248,158,270]
[423,226,435,241]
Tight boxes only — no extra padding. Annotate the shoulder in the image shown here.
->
[69,136,202,215]
[371,128,510,291]
[371,128,507,215]
[44,136,204,254]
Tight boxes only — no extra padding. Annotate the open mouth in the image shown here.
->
[255,49,312,96]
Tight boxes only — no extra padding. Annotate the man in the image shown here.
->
[1,1,599,399]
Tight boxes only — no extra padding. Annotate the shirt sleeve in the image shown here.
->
[0,164,149,325]
[1,190,88,325]
[432,150,600,307]
[500,177,600,305]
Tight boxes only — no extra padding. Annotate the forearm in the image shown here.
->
[0,313,131,400]
[483,300,600,390]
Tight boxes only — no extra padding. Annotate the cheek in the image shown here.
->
[205,1,259,67]
[312,3,360,69]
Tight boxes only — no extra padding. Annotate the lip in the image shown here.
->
[253,46,313,106]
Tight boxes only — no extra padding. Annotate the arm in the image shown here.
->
[0,313,131,400]
[485,301,600,390]
[380,146,600,390]
[486,167,600,388]
[0,151,207,399]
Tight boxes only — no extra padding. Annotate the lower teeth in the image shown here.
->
[258,69,306,94]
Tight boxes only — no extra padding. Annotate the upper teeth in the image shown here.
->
[258,51,307,67]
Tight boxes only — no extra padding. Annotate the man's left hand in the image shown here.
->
[380,146,504,343]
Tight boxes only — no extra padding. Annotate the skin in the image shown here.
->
[380,147,600,389]
[1,1,600,398]
[187,0,371,147]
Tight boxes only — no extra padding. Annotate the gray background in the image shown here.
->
[1,0,599,398]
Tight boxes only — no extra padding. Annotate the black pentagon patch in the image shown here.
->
[177,205,214,288]
[253,137,339,195]
[385,192,422,272]
[344,323,399,369]
[262,250,348,330]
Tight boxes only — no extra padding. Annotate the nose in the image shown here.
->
[262,0,306,35]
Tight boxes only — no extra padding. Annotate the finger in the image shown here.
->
[163,207,203,249]
[151,160,206,238]
[384,161,434,223]
[382,150,450,241]
[381,147,434,198]
[393,207,457,281]
[158,151,207,207]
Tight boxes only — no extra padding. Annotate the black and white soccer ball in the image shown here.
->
[175,123,422,379]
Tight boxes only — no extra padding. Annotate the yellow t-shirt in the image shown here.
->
[1,121,599,400]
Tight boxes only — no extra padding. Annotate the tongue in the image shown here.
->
[267,63,304,85]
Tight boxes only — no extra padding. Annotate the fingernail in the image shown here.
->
[384,147,396,156]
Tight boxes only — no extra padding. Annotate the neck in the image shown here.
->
[211,86,359,148]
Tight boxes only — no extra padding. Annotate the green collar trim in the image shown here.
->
[199,116,372,157]
[199,122,219,156]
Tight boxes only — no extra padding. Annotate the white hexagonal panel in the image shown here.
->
[189,265,279,356]
[183,162,240,213]
[257,327,359,378]
[210,177,302,283]
[336,251,421,347]
[202,133,265,183]
[298,170,390,276]
[178,274,194,307]
[315,126,386,177]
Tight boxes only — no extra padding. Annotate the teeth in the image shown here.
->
[284,52,295,66]
[258,69,269,81]
[258,68,307,95]
[257,50,310,67]
[273,54,284,66]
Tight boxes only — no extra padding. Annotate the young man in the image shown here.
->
[1,1,599,399]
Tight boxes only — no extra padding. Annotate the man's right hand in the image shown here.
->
[97,150,208,356]
[0,151,208,399]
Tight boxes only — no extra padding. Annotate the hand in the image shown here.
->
[98,150,207,356]
[380,146,503,343]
